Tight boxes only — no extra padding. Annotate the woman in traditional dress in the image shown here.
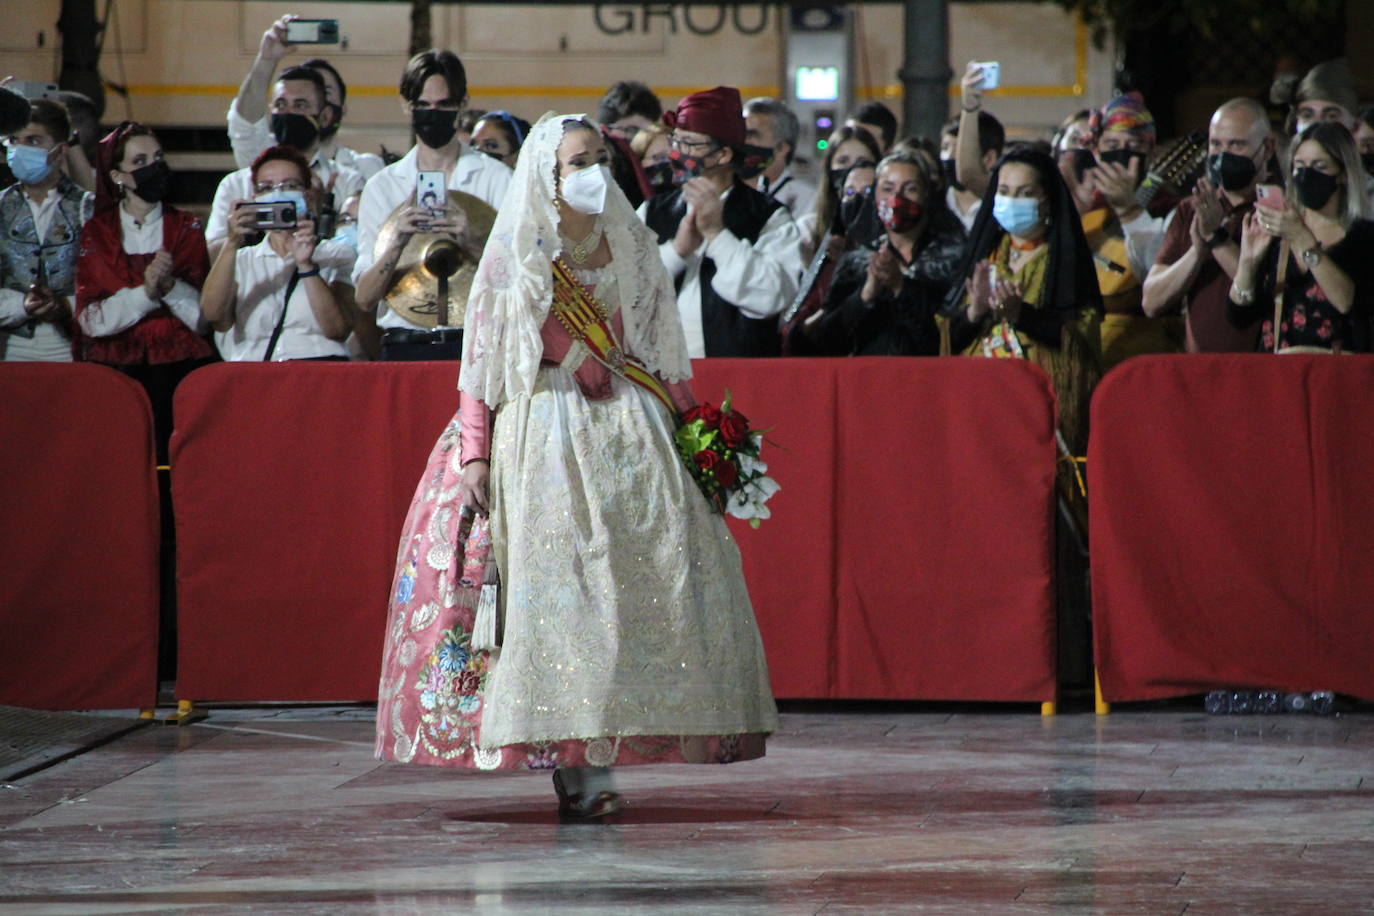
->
[374,114,778,819]
[74,121,214,460]
[945,143,1103,457]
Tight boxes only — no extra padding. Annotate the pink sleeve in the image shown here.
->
[459,390,493,465]
[665,378,696,417]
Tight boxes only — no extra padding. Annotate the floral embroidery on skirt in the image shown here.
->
[375,378,777,772]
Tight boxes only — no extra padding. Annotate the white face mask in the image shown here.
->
[560,164,609,214]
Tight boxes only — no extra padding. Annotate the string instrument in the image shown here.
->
[1135,131,1207,211]
[780,194,881,352]
[780,239,838,348]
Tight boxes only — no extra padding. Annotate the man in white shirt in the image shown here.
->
[0,100,94,361]
[940,113,1004,232]
[226,16,384,181]
[745,97,817,218]
[205,64,362,259]
[638,86,802,358]
[353,49,512,360]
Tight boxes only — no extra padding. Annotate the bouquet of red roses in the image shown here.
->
[674,391,779,528]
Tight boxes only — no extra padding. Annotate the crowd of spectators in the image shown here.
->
[4,18,1373,443]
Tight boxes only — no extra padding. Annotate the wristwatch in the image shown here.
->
[1206,227,1230,249]
[1301,245,1322,268]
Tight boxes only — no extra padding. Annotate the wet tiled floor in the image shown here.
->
[2,706,1372,913]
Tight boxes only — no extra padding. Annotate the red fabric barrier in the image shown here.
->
[691,361,838,698]
[173,360,1059,703]
[171,363,456,701]
[831,359,1058,701]
[0,364,160,709]
[1090,355,1374,702]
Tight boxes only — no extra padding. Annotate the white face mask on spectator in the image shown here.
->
[560,164,609,215]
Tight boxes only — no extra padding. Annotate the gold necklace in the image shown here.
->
[563,217,603,265]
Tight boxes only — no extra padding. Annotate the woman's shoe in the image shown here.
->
[552,770,623,820]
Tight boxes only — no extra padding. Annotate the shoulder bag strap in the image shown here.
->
[1272,240,1290,355]
[263,267,301,361]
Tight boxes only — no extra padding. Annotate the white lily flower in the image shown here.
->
[737,452,768,478]
[725,474,779,521]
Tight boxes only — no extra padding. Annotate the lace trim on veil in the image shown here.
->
[459,112,691,410]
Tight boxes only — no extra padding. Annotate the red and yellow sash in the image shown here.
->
[549,257,677,416]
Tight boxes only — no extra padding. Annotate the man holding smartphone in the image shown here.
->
[353,50,512,361]
[204,22,365,259]
[225,16,383,182]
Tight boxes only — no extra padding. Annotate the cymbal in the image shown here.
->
[374,189,497,329]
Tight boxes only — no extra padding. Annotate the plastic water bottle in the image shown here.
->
[1283,692,1311,714]
[1229,690,1255,715]
[1309,691,1335,716]
[1204,690,1231,714]
[1253,690,1282,715]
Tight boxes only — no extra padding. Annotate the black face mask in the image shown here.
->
[319,103,343,142]
[411,108,459,149]
[1208,151,1258,192]
[940,157,963,192]
[1071,148,1096,182]
[839,189,870,229]
[270,112,320,152]
[1361,152,1374,177]
[845,192,885,249]
[1293,167,1339,210]
[734,144,774,182]
[1097,149,1147,181]
[828,167,849,195]
[128,160,172,204]
[644,160,674,193]
[668,148,706,185]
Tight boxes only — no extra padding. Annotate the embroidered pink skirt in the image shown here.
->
[375,377,777,771]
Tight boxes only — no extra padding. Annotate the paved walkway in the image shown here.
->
[2,706,1372,913]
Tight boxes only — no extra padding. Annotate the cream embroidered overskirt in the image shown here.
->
[479,368,779,747]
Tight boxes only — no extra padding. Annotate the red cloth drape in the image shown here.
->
[172,360,1059,703]
[831,359,1058,700]
[1090,355,1374,701]
[171,363,456,701]
[0,363,160,709]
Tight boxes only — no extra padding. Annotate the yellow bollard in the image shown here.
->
[162,699,207,726]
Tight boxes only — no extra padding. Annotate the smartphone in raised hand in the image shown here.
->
[284,19,340,44]
[971,61,1000,91]
[415,171,445,229]
[1255,184,1285,211]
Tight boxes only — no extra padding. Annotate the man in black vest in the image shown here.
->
[639,86,802,358]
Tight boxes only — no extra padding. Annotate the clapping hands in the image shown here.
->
[142,249,175,300]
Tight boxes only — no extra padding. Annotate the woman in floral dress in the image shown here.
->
[374,114,778,819]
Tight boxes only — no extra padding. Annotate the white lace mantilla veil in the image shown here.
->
[458,112,692,409]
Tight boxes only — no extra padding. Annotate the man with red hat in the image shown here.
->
[639,86,802,358]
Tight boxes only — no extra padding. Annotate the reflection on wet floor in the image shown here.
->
[2,707,1372,913]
